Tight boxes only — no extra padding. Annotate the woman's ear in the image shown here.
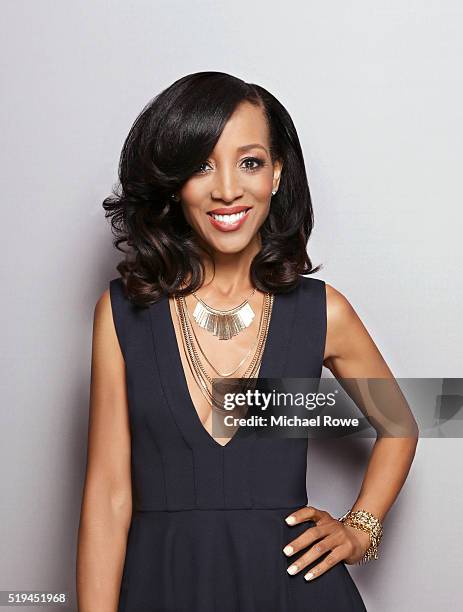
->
[273,159,283,192]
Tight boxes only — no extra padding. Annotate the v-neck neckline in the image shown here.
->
[149,282,300,453]
[165,291,278,451]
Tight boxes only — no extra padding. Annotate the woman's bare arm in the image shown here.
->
[323,283,419,521]
[76,289,132,612]
[278,283,420,578]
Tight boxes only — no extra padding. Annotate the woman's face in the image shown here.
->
[178,101,282,256]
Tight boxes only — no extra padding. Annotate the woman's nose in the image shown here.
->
[211,169,244,202]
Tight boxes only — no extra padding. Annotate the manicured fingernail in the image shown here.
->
[285,515,296,525]
[282,545,294,556]
[304,572,314,581]
[287,564,299,575]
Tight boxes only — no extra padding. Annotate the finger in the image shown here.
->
[282,522,332,557]
[286,532,345,576]
[303,544,349,581]
[284,505,328,526]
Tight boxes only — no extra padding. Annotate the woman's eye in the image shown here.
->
[195,161,211,174]
[242,157,265,172]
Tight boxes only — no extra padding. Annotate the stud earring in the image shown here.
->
[271,189,277,196]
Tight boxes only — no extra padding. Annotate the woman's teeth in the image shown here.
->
[210,210,247,224]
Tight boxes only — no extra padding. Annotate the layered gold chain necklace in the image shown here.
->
[173,289,274,409]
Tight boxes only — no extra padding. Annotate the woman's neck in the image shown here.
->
[199,237,261,299]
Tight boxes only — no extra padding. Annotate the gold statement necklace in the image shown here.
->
[191,287,257,341]
[184,292,264,377]
[173,290,274,409]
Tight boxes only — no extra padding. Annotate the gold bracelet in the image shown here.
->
[338,509,383,564]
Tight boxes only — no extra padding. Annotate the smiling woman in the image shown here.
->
[176,101,284,258]
[99,71,318,304]
[75,71,413,612]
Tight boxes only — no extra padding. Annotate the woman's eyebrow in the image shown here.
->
[236,143,268,154]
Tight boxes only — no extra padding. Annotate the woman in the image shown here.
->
[77,71,418,611]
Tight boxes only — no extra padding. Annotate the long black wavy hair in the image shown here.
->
[103,71,321,307]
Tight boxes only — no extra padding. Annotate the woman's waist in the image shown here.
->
[133,502,308,514]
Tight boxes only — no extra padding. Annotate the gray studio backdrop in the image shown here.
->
[1,1,462,610]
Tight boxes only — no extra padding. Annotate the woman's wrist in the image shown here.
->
[338,508,384,564]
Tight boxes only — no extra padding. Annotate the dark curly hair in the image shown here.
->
[103,70,321,307]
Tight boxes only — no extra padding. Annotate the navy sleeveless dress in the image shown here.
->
[110,275,367,612]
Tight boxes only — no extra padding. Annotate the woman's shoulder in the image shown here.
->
[94,286,112,320]
[298,276,357,325]
[90,284,124,362]
[321,281,360,347]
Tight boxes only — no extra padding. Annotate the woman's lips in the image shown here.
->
[207,207,252,232]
